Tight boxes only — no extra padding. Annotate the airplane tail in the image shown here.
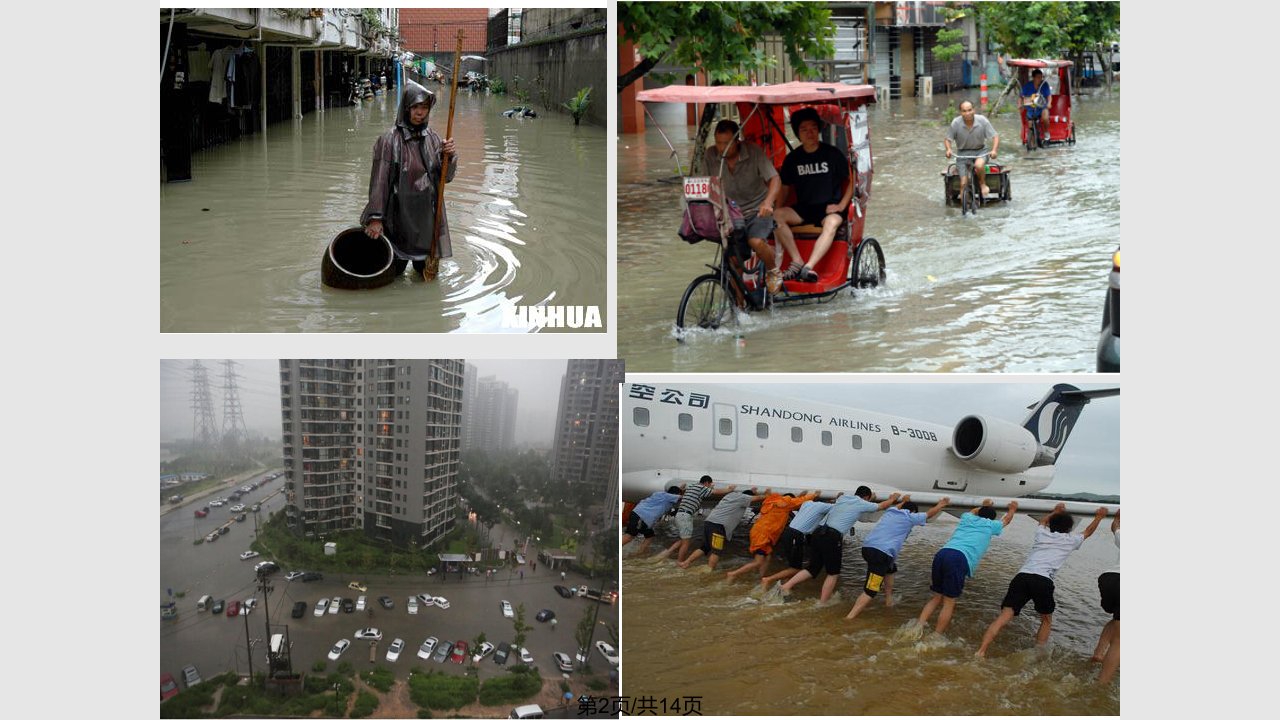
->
[1021,384,1118,463]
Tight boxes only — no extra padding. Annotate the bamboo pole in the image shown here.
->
[425,29,464,282]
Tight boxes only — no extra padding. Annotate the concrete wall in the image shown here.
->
[521,8,607,42]
[489,29,606,127]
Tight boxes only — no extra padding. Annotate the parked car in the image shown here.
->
[254,561,279,576]
[160,672,180,701]
[472,641,495,663]
[595,641,619,667]
[535,609,555,622]
[284,571,306,581]
[341,597,355,613]
[432,640,453,663]
[210,598,225,614]
[226,600,240,617]
[386,638,405,662]
[518,646,534,664]
[314,598,330,617]
[327,639,351,660]
[378,595,394,610]
[356,595,367,611]
[291,601,307,618]
[239,550,259,561]
[418,636,438,660]
[553,652,574,673]
[450,641,469,664]
[241,598,257,615]
[434,596,451,609]
[235,513,246,522]
[347,581,368,592]
[353,628,383,641]
[218,526,229,535]
[501,600,514,618]
[181,664,203,688]
[329,597,342,614]
[553,585,573,598]
[193,508,208,518]
[230,504,245,513]
[407,596,419,615]
[417,594,435,607]
[250,503,261,512]
[494,641,512,665]
[301,571,323,582]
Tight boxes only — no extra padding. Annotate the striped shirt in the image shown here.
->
[788,500,835,534]
[676,484,713,515]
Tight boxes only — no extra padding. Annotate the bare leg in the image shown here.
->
[818,574,840,604]
[726,555,764,580]
[780,569,813,593]
[706,552,722,572]
[1091,619,1118,661]
[845,591,874,621]
[882,573,896,608]
[636,537,654,555]
[976,157,989,196]
[761,566,800,590]
[1034,613,1053,647]
[621,534,635,547]
[747,237,775,270]
[917,593,943,628]
[676,538,693,563]
[934,597,958,635]
[678,549,704,569]
[771,219,802,269]
[805,214,844,270]
[976,607,1016,657]
[1097,624,1119,684]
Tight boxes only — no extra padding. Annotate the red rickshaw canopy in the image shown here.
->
[1006,58,1075,68]
[637,81,877,105]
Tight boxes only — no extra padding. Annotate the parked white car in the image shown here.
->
[501,600,514,618]
[407,596,419,615]
[386,638,404,662]
[314,598,329,617]
[356,595,367,612]
[327,639,350,660]
[595,641,619,667]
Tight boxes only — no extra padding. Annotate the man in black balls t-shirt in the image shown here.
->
[774,107,853,283]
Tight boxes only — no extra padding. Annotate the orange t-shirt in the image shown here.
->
[749,492,819,554]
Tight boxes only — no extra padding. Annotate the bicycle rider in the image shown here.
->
[944,100,1000,199]
[1021,69,1052,142]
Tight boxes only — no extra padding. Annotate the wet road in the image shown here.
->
[620,513,1120,715]
[618,90,1120,371]
[161,87,607,332]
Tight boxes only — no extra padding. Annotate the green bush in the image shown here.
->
[563,87,593,126]
[587,677,607,691]
[489,77,507,95]
[361,665,396,693]
[304,674,330,693]
[325,696,347,717]
[328,673,355,695]
[478,667,543,705]
[336,661,355,677]
[350,690,379,718]
[313,660,328,672]
[417,710,433,719]
[159,680,218,718]
[408,670,479,710]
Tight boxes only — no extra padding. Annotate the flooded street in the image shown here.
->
[621,514,1120,715]
[619,91,1119,371]
[161,89,607,332]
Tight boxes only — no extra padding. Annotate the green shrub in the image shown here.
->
[587,677,607,691]
[325,696,346,717]
[490,77,507,95]
[416,711,433,719]
[478,667,543,705]
[336,661,354,677]
[563,87,593,126]
[304,674,330,693]
[408,670,479,710]
[313,660,328,672]
[350,690,379,718]
[361,665,395,692]
[159,680,218,718]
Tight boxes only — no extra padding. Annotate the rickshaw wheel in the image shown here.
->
[961,182,975,215]
[677,273,735,332]
[852,238,886,290]
[1002,176,1012,201]
[1069,123,1076,145]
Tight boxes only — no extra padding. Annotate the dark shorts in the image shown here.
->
[701,521,728,556]
[775,526,808,569]
[792,203,843,226]
[743,214,776,242]
[1098,572,1119,620]
[1001,572,1056,616]
[806,526,845,576]
[861,546,897,597]
[930,548,970,599]
[624,512,654,539]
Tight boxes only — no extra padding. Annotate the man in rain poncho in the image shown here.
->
[361,80,457,278]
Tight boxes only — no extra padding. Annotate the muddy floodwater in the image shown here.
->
[161,89,607,332]
[621,514,1120,715]
[618,91,1119,371]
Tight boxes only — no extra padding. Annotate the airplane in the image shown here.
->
[621,382,1119,517]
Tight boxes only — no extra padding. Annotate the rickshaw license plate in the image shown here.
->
[684,177,711,200]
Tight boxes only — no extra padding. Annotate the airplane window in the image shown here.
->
[678,413,693,431]
[756,422,769,439]
[852,435,863,450]
[633,407,650,427]
[880,439,891,453]
[821,430,832,446]
[718,418,733,436]
[791,427,803,443]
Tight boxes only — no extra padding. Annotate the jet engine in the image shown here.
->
[951,415,1055,474]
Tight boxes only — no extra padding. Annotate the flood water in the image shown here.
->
[621,513,1120,715]
[161,88,607,332]
[618,91,1119,371]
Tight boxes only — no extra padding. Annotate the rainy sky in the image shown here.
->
[159,359,569,448]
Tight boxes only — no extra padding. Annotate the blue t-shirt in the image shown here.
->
[822,496,879,534]
[634,492,681,527]
[1022,80,1051,117]
[941,513,1004,577]
[788,500,834,534]
[863,507,928,559]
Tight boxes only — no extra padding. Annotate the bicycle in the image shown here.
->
[675,233,768,335]
[945,151,1010,216]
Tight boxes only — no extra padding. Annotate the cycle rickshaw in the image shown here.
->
[942,151,1011,215]
[635,82,887,334]
[1009,58,1076,151]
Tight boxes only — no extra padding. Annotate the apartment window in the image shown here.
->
[756,422,769,440]
[678,413,693,431]
[852,435,863,450]
[821,430,832,446]
[791,427,803,443]
[719,418,733,436]
[633,407,650,427]
[881,439,891,453]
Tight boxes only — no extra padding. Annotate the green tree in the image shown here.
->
[932,6,968,63]
[975,2,1119,59]
[512,603,531,650]
[618,1,836,91]
[574,606,596,670]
